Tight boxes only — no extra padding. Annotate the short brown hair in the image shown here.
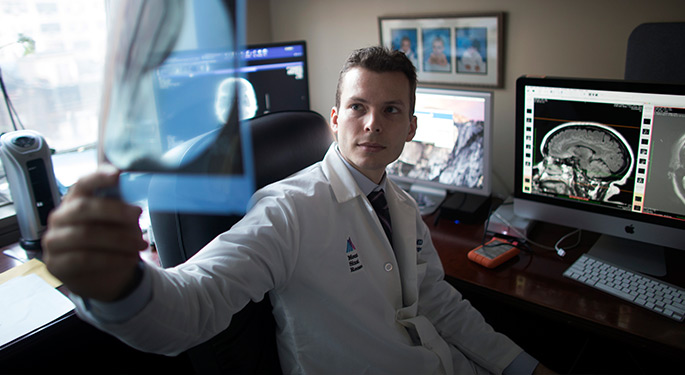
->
[334,46,417,114]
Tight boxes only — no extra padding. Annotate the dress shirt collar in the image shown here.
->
[334,144,387,196]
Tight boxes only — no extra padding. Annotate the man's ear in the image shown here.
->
[330,106,339,134]
[406,115,417,142]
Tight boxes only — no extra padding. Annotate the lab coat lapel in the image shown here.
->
[321,144,359,204]
[323,144,396,256]
[322,144,419,306]
[386,183,419,307]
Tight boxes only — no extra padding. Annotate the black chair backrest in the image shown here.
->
[150,110,333,268]
[625,22,685,84]
[148,110,333,374]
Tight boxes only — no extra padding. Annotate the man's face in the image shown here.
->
[331,67,417,184]
[401,39,411,53]
[432,39,444,54]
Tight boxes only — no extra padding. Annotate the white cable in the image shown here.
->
[491,209,580,256]
[553,228,581,257]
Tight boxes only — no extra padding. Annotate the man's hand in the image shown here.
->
[533,363,557,374]
[42,165,149,302]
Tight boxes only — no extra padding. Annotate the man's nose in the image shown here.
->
[364,110,382,133]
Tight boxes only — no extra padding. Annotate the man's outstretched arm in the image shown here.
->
[42,164,148,302]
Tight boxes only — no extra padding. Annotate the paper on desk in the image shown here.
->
[0,273,75,347]
[0,258,62,287]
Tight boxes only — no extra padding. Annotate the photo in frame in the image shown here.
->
[379,13,504,88]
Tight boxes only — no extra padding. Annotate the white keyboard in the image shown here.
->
[563,254,685,322]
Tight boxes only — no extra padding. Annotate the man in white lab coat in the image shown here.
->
[43,46,550,374]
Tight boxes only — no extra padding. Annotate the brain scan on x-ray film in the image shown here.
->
[101,0,241,172]
[216,77,258,123]
[532,122,634,202]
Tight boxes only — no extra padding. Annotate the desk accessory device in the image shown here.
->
[486,202,535,238]
[468,237,520,268]
[437,192,492,224]
[0,130,61,250]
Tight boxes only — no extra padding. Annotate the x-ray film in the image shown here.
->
[99,0,255,215]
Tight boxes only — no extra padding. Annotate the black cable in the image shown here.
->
[567,337,590,375]
[432,192,454,227]
[480,197,496,246]
[5,89,24,129]
[0,67,18,130]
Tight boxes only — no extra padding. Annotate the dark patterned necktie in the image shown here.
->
[368,189,393,247]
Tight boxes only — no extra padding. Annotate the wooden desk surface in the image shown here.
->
[425,213,685,357]
[3,217,684,363]
[0,242,190,372]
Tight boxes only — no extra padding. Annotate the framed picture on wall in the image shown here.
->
[378,12,504,88]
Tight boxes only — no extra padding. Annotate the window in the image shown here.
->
[0,0,106,208]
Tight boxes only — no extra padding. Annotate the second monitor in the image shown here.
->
[387,87,493,217]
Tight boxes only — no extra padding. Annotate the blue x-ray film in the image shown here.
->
[101,0,255,215]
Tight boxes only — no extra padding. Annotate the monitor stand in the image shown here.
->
[588,235,667,277]
[408,184,447,216]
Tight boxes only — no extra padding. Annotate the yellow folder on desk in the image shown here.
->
[0,258,62,287]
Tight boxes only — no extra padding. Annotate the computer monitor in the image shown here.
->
[387,86,493,215]
[514,76,685,276]
[138,41,309,215]
[152,40,309,151]
[240,41,310,116]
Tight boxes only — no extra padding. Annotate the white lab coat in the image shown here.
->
[76,144,522,374]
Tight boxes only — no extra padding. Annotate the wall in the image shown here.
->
[252,0,683,197]
[245,0,272,44]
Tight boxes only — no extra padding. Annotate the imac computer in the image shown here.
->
[387,87,493,217]
[514,76,685,276]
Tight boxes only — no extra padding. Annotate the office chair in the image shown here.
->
[625,22,685,84]
[148,110,334,374]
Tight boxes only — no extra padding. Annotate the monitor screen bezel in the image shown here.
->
[241,39,310,113]
[387,86,493,197]
[513,75,685,249]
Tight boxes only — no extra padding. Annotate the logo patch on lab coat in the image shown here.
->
[346,237,363,272]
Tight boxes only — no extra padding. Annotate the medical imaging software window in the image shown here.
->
[521,87,685,222]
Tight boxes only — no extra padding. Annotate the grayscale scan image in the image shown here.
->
[532,122,634,202]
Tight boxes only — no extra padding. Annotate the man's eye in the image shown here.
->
[350,104,362,111]
[386,106,400,114]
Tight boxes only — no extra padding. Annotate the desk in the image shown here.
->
[2,219,683,372]
[0,243,191,373]
[425,213,685,373]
